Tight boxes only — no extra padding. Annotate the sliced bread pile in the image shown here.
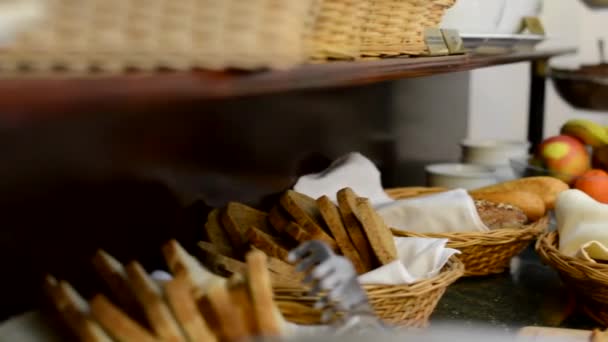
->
[200,188,398,279]
[44,240,287,342]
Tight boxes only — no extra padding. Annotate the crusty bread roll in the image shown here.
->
[470,191,546,222]
[475,200,528,230]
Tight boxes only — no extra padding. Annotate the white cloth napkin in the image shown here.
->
[556,189,608,262]
[358,237,460,285]
[377,189,490,234]
[293,152,393,206]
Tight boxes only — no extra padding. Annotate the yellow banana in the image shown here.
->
[561,119,608,147]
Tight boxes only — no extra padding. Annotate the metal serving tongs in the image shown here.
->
[288,241,389,335]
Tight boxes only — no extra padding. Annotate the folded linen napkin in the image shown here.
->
[359,237,460,285]
[556,189,608,262]
[293,152,393,206]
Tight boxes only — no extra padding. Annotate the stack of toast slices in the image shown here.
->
[200,188,398,278]
[44,240,288,342]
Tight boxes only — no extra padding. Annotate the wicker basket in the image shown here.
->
[360,0,456,56]
[309,0,370,60]
[386,187,549,277]
[274,256,464,327]
[536,231,608,326]
[0,0,321,72]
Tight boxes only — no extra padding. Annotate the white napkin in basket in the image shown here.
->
[556,189,608,262]
[377,190,490,234]
[358,237,460,285]
[293,152,393,206]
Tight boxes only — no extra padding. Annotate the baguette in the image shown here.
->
[162,239,226,292]
[43,275,113,342]
[470,190,546,221]
[206,284,250,342]
[470,176,569,210]
[91,250,144,322]
[89,294,158,342]
[164,274,217,342]
[125,261,186,342]
[246,250,283,337]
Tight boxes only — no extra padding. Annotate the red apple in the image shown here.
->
[537,135,590,184]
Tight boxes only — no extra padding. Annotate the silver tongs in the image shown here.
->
[288,241,388,335]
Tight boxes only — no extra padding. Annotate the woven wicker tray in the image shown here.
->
[274,256,464,327]
[386,187,549,277]
[536,231,608,326]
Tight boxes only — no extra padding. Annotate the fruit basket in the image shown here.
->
[274,255,464,327]
[536,231,608,326]
[386,187,550,277]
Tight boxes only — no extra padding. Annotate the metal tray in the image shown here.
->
[460,34,546,54]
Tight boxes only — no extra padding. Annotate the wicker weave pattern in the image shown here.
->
[536,232,608,326]
[360,0,455,56]
[274,257,464,327]
[0,0,320,72]
[387,187,549,276]
[309,0,369,60]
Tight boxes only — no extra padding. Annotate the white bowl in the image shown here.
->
[461,139,530,181]
[461,139,530,165]
[425,163,497,190]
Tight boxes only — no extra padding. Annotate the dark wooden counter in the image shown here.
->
[0,49,575,124]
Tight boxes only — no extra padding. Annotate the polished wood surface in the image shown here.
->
[0,49,575,124]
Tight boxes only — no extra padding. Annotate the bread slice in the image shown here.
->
[268,205,291,233]
[197,241,248,277]
[246,250,283,336]
[206,284,250,342]
[164,274,217,342]
[245,227,290,261]
[162,239,226,292]
[43,275,113,342]
[204,209,236,257]
[354,198,398,265]
[125,261,186,342]
[91,250,144,322]
[317,195,367,274]
[89,294,158,342]
[221,202,275,249]
[337,188,374,270]
[280,190,337,248]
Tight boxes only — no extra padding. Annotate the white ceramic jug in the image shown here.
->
[441,0,506,34]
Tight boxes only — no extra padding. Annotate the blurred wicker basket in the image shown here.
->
[386,187,549,276]
[536,231,608,326]
[360,0,456,56]
[309,0,370,60]
[0,0,321,72]
[274,256,464,327]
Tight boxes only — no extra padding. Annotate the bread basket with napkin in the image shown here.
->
[294,153,557,277]
[536,189,608,326]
